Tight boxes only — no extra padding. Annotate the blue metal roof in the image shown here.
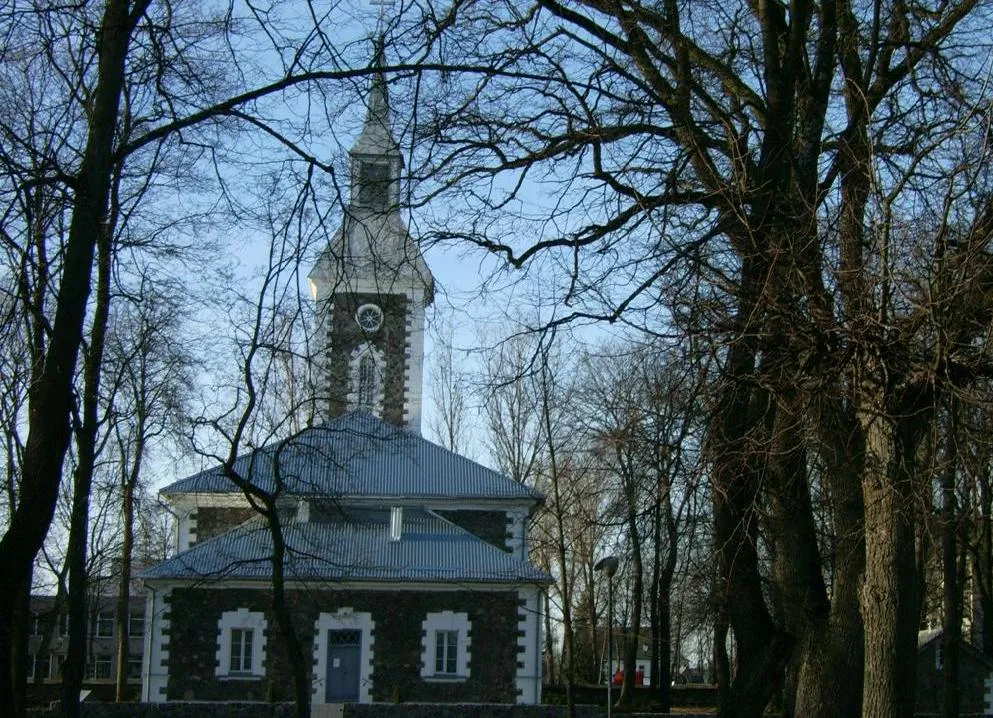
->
[141,508,550,584]
[162,412,540,503]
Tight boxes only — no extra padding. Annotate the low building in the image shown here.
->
[141,413,550,707]
[27,594,146,705]
[917,628,993,715]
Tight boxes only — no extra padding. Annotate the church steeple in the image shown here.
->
[308,38,434,434]
[349,36,402,213]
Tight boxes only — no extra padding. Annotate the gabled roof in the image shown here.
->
[917,628,993,669]
[161,412,540,504]
[142,508,550,585]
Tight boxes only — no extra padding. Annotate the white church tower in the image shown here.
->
[308,41,434,433]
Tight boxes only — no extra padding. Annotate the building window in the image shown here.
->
[348,343,384,417]
[230,628,254,674]
[216,609,266,679]
[59,614,69,637]
[357,161,391,210]
[358,354,377,410]
[127,658,143,680]
[128,612,144,637]
[420,611,471,681]
[86,654,112,680]
[95,612,114,638]
[435,630,458,674]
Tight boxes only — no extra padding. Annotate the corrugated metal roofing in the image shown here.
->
[141,508,550,584]
[161,412,540,503]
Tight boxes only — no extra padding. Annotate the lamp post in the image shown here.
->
[594,555,620,718]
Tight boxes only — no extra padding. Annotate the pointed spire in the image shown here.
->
[350,33,400,159]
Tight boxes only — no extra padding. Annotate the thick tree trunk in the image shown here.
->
[61,466,93,718]
[795,399,865,718]
[62,188,114,718]
[268,515,309,718]
[858,382,920,718]
[10,572,31,716]
[0,3,139,715]
[942,399,960,718]
[709,256,792,718]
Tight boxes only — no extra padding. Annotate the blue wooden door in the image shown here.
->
[326,630,361,702]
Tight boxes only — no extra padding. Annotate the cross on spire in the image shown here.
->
[369,0,396,36]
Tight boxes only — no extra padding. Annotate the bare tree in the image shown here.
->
[0,4,441,715]
[427,318,468,452]
[409,3,993,716]
[101,282,192,701]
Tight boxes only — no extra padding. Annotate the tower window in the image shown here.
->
[357,161,391,209]
[348,343,384,417]
[358,354,378,412]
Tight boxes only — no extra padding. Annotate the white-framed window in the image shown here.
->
[230,627,254,674]
[420,611,471,681]
[127,657,142,680]
[128,612,144,637]
[435,630,458,674]
[216,608,266,679]
[358,354,377,409]
[347,343,384,416]
[95,611,114,638]
[49,654,62,680]
[86,654,112,680]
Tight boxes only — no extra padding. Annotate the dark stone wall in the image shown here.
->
[163,586,523,704]
[326,293,409,425]
[194,507,256,543]
[916,639,992,715]
[434,510,510,551]
[32,703,600,718]
[341,704,600,718]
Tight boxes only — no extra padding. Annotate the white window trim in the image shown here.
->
[128,611,145,637]
[216,608,266,679]
[312,608,375,705]
[420,611,471,681]
[347,343,385,417]
[95,611,114,638]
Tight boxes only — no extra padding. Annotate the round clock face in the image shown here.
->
[355,304,383,332]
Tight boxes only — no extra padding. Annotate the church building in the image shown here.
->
[140,48,548,708]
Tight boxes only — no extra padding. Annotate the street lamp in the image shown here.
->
[594,555,620,718]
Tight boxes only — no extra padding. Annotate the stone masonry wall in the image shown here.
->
[434,510,510,552]
[194,507,257,543]
[31,703,601,718]
[326,293,408,425]
[163,586,521,704]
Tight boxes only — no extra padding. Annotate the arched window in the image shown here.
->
[357,353,378,412]
[349,343,384,416]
